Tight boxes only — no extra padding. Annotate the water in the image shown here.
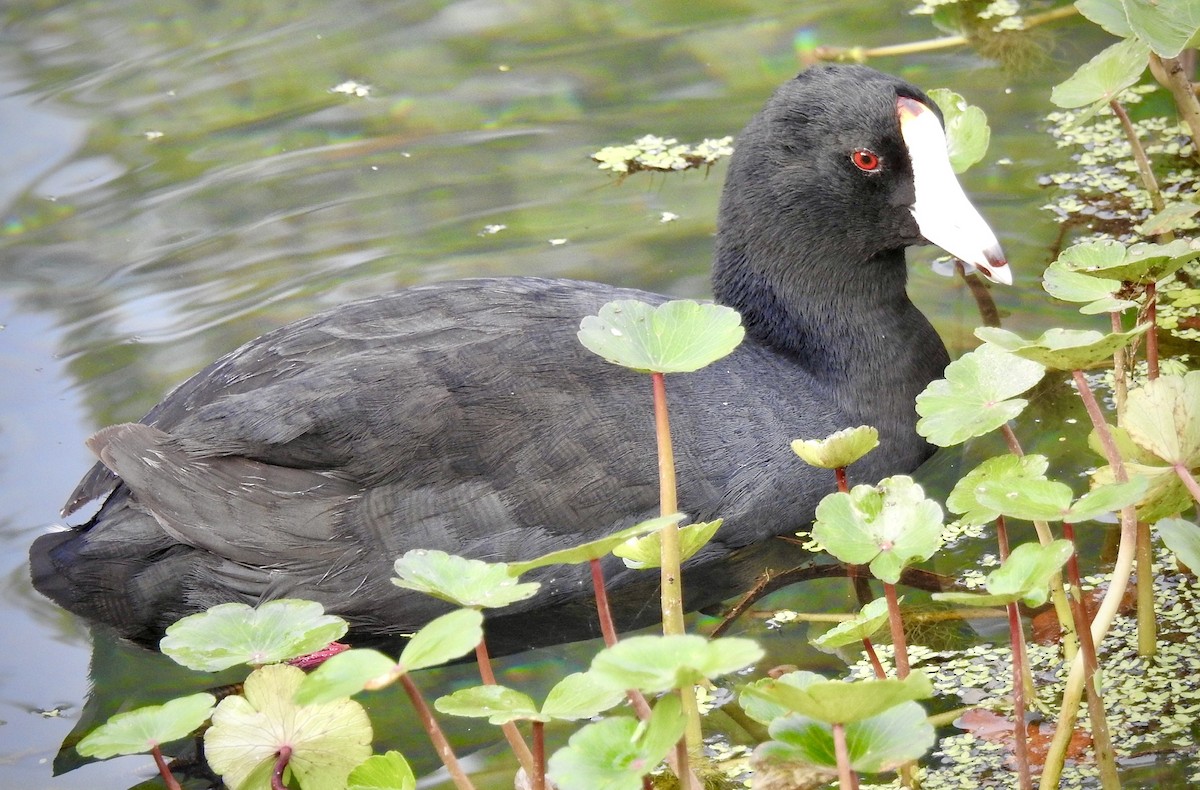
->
[0,1,1115,787]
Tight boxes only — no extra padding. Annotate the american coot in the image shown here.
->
[31,65,1008,653]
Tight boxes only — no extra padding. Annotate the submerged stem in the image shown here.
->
[475,640,536,775]
[883,582,909,678]
[400,673,476,790]
[532,721,546,790]
[1007,602,1033,790]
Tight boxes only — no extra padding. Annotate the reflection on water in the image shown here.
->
[1,0,1103,787]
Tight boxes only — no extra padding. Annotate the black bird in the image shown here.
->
[31,65,1009,653]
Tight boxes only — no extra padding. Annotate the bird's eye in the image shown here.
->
[851,148,881,172]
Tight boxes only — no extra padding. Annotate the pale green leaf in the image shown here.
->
[928,88,990,173]
[589,634,763,694]
[392,549,540,608]
[77,693,216,759]
[790,426,880,469]
[946,454,1051,526]
[613,518,721,569]
[509,514,682,574]
[1076,0,1134,36]
[435,684,542,724]
[1043,262,1135,314]
[541,672,627,720]
[1124,0,1200,57]
[578,299,744,374]
[811,596,892,649]
[399,608,484,671]
[1051,37,1150,108]
[295,649,400,706]
[348,751,416,790]
[743,672,933,725]
[1123,372,1200,466]
[758,701,935,773]
[975,325,1149,371]
[1156,518,1200,570]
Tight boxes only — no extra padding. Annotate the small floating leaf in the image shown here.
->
[758,701,935,773]
[1051,37,1150,109]
[161,599,348,672]
[811,596,893,649]
[812,476,944,584]
[206,664,372,790]
[435,684,543,725]
[348,751,416,790]
[392,549,540,608]
[791,426,880,469]
[928,88,990,173]
[946,454,1051,526]
[547,694,686,790]
[915,344,1046,447]
[578,299,744,374]
[743,671,933,725]
[613,518,721,569]
[975,324,1149,370]
[589,634,763,694]
[935,540,1074,608]
[77,693,216,759]
[508,514,682,574]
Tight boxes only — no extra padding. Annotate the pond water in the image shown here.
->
[0,1,1133,788]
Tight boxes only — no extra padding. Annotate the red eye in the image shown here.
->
[851,148,881,172]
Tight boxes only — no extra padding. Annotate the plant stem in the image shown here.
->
[997,516,1036,702]
[532,720,546,790]
[1041,371,1139,790]
[1110,99,1166,214]
[863,638,886,679]
[675,737,693,790]
[1151,54,1200,155]
[1145,282,1160,380]
[1006,600,1033,790]
[883,582,909,678]
[150,746,183,790]
[1062,523,1121,789]
[1109,312,1128,415]
[400,673,476,790]
[835,466,849,492]
[649,371,702,750]
[1136,517,1157,657]
[591,558,620,648]
[475,640,536,776]
[1177,464,1200,505]
[831,722,859,790]
[272,745,292,790]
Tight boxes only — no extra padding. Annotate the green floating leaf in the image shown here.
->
[578,299,744,374]
[975,324,1149,371]
[1124,0,1200,58]
[1157,518,1200,571]
[393,549,540,609]
[928,88,990,173]
[590,634,763,695]
[1051,37,1150,109]
[936,540,1074,608]
[1042,262,1135,315]
[509,514,683,574]
[348,751,416,790]
[811,596,893,650]
[161,599,348,672]
[791,426,880,469]
[740,671,825,726]
[400,608,485,672]
[77,693,216,759]
[547,694,686,790]
[1076,0,1133,37]
[295,648,398,706]
[206,664,372,790]
[743,671,933,725]
[1067,478,1151,522]
[811,476,944,584]
[946,454,1050,526]
[1123,372,1200,467]
[915,344,1046,447]
[758,701,935,774]
[974,477,1075,521]
[435,684,543,725]
[1057,238,1200,284]
[613,518,721,569]
[541,672,628,721]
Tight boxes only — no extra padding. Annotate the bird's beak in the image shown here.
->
[898,96,1010,285]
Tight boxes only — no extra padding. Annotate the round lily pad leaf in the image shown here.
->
[589,634,763,694]
[294,648,399,706]
[811,476,944,584]
[947,454,1050,526]
[578,299,744,374]
[547,694,686,790]
[435,684,543,725]
[393,549,540,609]
[935,540,1074,608]
[811,596,892,650]
[399,608,485,672]
[758,700,935,774]
[1156,518,1200,572]
[927,88,990,173]
[541,672,627,721]
[791,426,879,469]
[613,518,721,569]
[1042,262,1135,315]
[77,692,216,759]
[161,599,348,672]
[1124,0,1200,57]
[975,324,1149,371]
[1123,372,1200,467]
[1057,238,1200,284]
[508,514,682,574]
[1076,0,1133,37]
[206,664,372,790]
[1051,37,1150,109]
[915,344,1045,447]
[743,671,933,726]
[348,751,416,790]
